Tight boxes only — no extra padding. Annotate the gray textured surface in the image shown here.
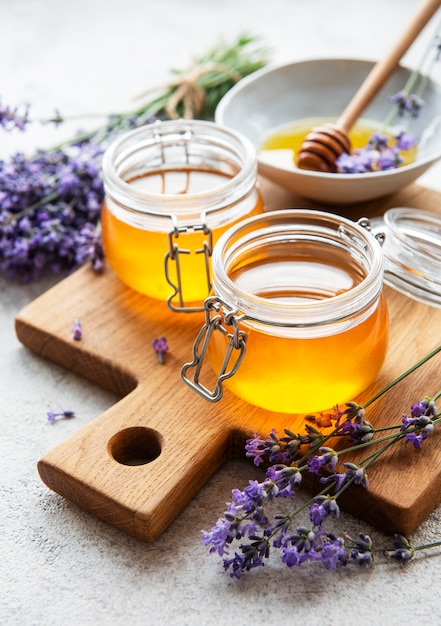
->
[2,1,441,624]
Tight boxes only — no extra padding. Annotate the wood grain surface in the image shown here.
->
[15,179,441,541]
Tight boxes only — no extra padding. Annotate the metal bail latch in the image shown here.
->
[357,217,386,247]
[164,221,213,312]
[181,296,247,402]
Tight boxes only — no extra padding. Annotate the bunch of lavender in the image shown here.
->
[336,22,441,174]
[0,34,270,283]
[202,345,441,578]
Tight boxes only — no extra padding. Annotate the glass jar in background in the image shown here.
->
[101,120,263,311]
[181,209,389,414]
[371,207,441,307]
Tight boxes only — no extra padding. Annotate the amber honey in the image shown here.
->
[101,169,263,304]
[182,210,389,414]
[207,248,389,413]
[101,120,262,310]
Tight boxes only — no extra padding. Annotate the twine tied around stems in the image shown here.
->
[134,62,243,119]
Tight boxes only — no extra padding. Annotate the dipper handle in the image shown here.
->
[338,0,441,132]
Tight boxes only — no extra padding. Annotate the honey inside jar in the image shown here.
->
[182,210,389,414]
[207,242,388,413]
[101,120,263,310]
[101,168,263,304]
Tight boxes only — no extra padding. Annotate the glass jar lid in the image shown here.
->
[371,207,441,308]
[211,209,384,330]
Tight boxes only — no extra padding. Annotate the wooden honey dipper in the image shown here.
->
[297,0,441,172]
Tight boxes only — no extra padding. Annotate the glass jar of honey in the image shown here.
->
[101,120,263,311]
[181,209,389,413]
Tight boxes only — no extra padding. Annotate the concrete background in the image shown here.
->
[1,1,441,624]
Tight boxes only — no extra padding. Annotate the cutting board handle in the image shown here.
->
[37,385,233,541]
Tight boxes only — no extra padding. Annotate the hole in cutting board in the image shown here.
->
[108,426,162,466]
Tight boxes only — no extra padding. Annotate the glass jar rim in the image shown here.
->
[101,119,258,227]
[211,209,385,327]
[371,207,441,307]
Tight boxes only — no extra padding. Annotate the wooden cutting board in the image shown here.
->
[15,180,441,542]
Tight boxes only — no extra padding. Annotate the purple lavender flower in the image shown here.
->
[377,148,403,170]
[201,518,233,556]
[72,319,82,341]
[319,470,348,492]
[401,397,437,447]
[243,479,268,504]
[306,447,338,474]
[245,433,268,466]
[405,424,434,449]
[336,152,362,173]
[405,432,423,448]
[402,413,431,430]
[336,404,374,443]
[336,125,415,175]
[343,462,369,488]
[281,545,311,567]
[284,525,319,553]
[223,531,272,578]
[204,477,279,557]
[384,534,415,565]
[389,91,412,115]
[47,410,75,423]
[223,552,248,578]
[223,550,265,579]
[368,132,390,150]
[349,532,374,567]
[245,428,302,466]
[320,462,368,492]
[408,94,425,118]
[336,150,376,173]
[309,495,340,526]
[410,400,426,417]
[266,464,302,498]
[0,145,105,282]
[395,130,416,151]
[152,337,169,364]
[0,100,30,131]
[320,535,347,570]
[338,418,375,443]
[299,423,324,447]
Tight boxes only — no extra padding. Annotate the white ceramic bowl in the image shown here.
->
[215,58,441,204]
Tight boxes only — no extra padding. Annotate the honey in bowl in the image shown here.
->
[259,117,417,170]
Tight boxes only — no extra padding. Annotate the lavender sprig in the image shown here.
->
[0,99,30,131]
[336,19,441,174]
[0,34,270,282]
[72,319,82,341]
[47,409,75,424]
[0,147,105,282]
[152,337,169,364]
[203,345,441,578]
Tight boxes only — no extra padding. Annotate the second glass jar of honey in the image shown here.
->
[101,120,263,311]
[181,209,389,413]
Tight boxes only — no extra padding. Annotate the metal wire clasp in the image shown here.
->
[337,217,385,248]
[164,220,213,312]
[181,296,247,402]
[357,217,386,246]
